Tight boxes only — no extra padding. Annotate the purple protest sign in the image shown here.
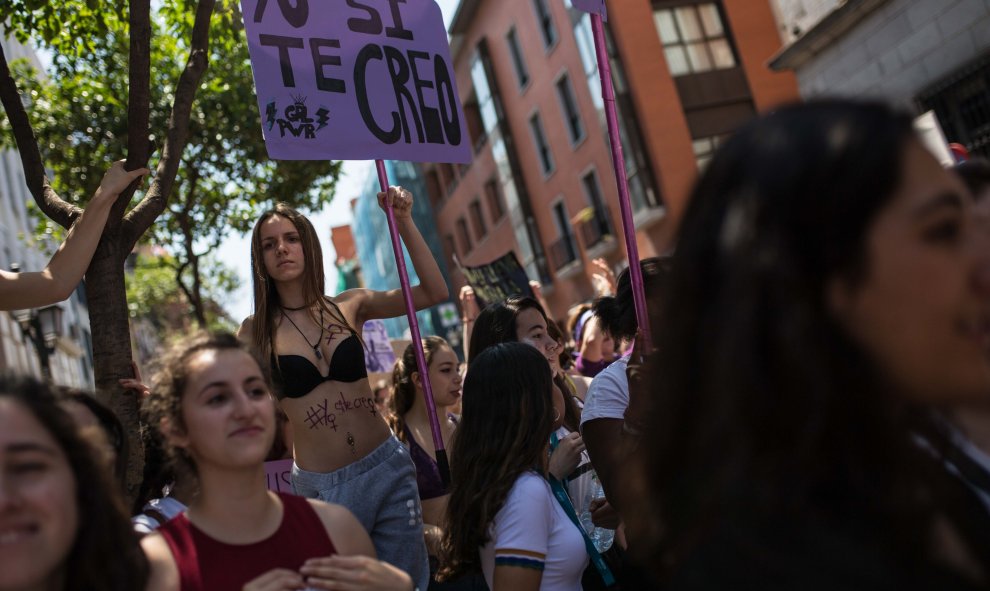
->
[240,0,470,164]
[265,458,295,493]
[571,0,607,20]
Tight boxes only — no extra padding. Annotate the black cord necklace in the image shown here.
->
[281,308,324,360]
[280,302,311,311]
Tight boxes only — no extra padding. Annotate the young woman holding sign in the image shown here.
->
[240,187,447,590]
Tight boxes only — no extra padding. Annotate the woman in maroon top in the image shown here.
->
[141,332,412,591]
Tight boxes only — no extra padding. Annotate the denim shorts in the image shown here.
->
[292,435,429,591]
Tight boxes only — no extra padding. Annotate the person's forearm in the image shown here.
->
[398,217,449,305]
[0,194,116,310]
[46,192,115,297]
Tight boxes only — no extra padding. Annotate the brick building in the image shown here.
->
[425,0,798,321]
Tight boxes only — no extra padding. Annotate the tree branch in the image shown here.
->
[0,42,77,228]
[122,0,216,249]
[110,0,153,229]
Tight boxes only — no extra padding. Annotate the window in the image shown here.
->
[506,28,530,88]
[529,112,554,175]
[570,11,662,211]
[556,74,585,144]
[549,200,578,270]
[580,170,612,247]
[532,0,558,49]
[457,217,472,254]
[653,3,736,77]
[691,134,727,170]
[485,178,506,222]
[469,199,487,239]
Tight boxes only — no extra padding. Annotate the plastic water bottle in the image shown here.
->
[580,478,615,553]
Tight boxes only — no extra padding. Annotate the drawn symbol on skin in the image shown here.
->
[325,324,345,345]
[304,405,323,429]
[305,400,336,431]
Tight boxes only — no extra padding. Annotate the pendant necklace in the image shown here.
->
[281,308,324,360]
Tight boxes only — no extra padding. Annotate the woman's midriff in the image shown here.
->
[280,379,392,473]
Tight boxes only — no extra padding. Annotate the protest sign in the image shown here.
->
[240,0,471,163]
[362,319,397,373]
[265,458,295,493]
[572,0,607,20]
[460,251,534,308]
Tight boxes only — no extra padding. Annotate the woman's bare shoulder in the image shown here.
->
[306,498,376,557]
[141,532,180,591]
[238,316,254,339]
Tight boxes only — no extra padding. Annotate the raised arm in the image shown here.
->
[354,186,449,323]
[0,160,148,310]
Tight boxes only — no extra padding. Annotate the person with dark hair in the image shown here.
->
[468,296,574,449]
[469,297,615,589]
[628,100,990,588]
[567,304,615,379]
[131,422,193,535]
[0,161,148,310]
[439,342,586,590]
[581,257,671,506]
[0,374,149,590]
[239,187,447,591]
[58,387,128,490]
[140,331,413,591]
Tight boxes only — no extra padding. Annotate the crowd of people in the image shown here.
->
[3,99,990,591]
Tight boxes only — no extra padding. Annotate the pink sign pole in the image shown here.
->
[375,160,449,485]
[590,13,652,349]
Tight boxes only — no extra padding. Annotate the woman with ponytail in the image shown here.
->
[387,338,460,541]
[389,337,485,589]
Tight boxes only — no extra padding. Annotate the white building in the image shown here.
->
[0,36,94,388]
[769,0,990,158]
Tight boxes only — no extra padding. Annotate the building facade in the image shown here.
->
[350,160,463,351]
[427,0,799,321]
[0,37,95,387]
[770,0,990,157]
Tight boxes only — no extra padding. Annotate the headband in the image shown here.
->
[573,309,594,344]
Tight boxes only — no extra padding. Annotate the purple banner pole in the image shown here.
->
[375,160,450,485]
[590,14,652,350]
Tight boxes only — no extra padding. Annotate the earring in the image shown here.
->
[553,409,561,422]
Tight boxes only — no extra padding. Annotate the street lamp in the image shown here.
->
[8,264,64,380]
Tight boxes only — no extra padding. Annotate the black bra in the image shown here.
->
[272,333,369,399]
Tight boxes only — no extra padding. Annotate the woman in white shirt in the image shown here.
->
[439,342,588,591]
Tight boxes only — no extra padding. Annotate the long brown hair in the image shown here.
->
[248,203,358,362]
[388,336,451,442]
[438,343,555,580]
[629,100,990,580]
[1,375,149,588]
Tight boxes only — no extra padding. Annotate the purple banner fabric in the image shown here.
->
[265,459,295,493]
[240,0,471,164]
[571,0,607,20]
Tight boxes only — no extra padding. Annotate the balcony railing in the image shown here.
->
[578,206,612,249]
[548,234,579,271]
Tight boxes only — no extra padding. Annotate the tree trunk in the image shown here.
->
[87,235,144,499]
